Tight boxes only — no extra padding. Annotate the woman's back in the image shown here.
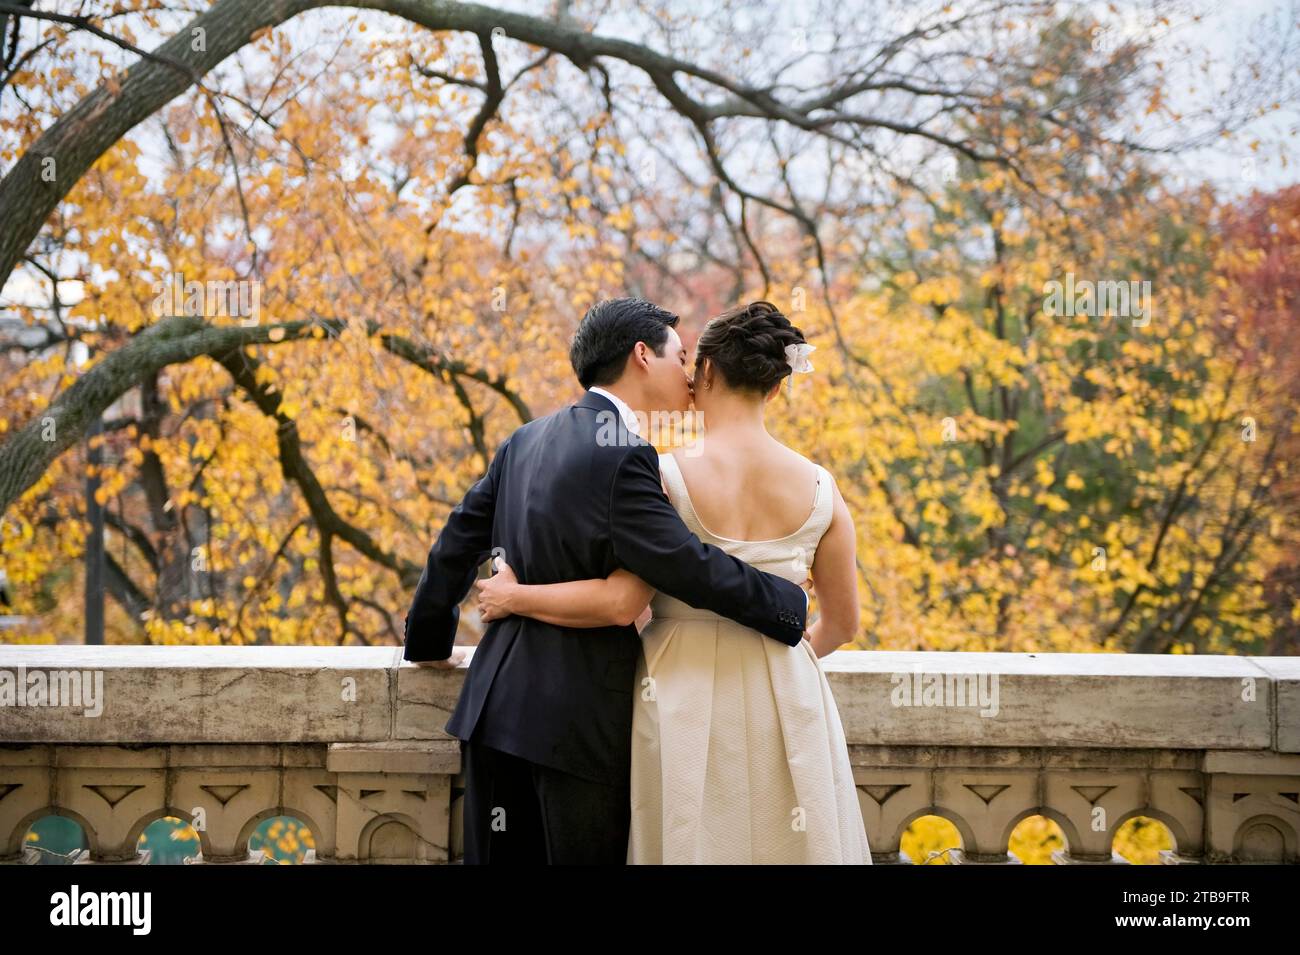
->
[670,436,823,545]
[652,441,831,607]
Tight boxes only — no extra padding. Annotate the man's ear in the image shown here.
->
[630,341,650,372]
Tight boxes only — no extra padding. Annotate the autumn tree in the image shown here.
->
[0,0,1293,650]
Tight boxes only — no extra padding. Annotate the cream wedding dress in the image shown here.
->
[627,452,872,864]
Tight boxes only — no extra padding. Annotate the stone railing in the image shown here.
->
[1,646,1297,863]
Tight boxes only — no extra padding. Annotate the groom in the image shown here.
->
[402,297,808,864]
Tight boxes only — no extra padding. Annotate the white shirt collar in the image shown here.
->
[588,386,642,435]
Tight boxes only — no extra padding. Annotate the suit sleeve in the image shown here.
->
[608,445,807,646]
[403,435,510,662]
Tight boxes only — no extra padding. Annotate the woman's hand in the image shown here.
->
[474,558,519,622]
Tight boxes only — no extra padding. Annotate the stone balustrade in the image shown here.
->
[1,645,1297,863]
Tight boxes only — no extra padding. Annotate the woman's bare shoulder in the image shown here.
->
[767,439,823,482]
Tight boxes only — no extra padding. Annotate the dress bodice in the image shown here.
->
[649,452,833,621]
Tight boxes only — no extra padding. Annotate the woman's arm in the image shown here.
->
[805,477,861,658]
[474,561,654,628]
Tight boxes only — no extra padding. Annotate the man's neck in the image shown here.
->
[589,384,647,436]
[592,384,640,410]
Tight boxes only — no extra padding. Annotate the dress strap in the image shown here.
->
[810,464,835,536]
[657,451,678,492]
[659,452,710,539]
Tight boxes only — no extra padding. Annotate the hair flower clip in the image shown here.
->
[784,342,816,374]
[783,342,816,395]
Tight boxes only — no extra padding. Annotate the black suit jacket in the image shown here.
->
[403,390,808,785]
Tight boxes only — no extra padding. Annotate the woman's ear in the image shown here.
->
[702,356,722,389]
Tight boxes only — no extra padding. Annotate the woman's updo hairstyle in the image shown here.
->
[695,300,807,395]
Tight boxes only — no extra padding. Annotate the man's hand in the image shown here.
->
[474,557,519,622]
[410,647,467,669]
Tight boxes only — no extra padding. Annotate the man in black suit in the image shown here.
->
[403,297,808,864]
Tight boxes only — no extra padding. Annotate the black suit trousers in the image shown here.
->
[461,738,630,864]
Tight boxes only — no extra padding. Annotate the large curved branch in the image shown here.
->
[0,0,1028,290]
[104,551,151,627]
[374,326,533,423]
[0,310,529,513]
[0,315,324,512]
[0,0,317,285]
[213,344,421,586]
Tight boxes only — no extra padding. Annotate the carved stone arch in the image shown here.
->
[233,806,325,862]
[1232,813,1296,863]
[1107,807,1189,855]
[123,806,206,861]
[7,806,96,859]
[358,812,426,863]
[999,805,1081,856]
[891,806,973,861]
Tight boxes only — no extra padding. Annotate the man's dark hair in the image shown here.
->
[570,297,680,389]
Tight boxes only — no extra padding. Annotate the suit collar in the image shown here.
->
[575,388,616,414]
[577,388,641,432]
[575,388,650,444]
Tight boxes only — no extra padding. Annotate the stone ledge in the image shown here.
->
[326,740,461,775]
[0,645,1294,753]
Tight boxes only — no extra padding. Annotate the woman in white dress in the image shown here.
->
[475,301,871,864]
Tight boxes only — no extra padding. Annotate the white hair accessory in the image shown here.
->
[783,342,815,395]
[784,342,815,373]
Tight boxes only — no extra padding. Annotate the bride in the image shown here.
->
[474,301,871,864]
